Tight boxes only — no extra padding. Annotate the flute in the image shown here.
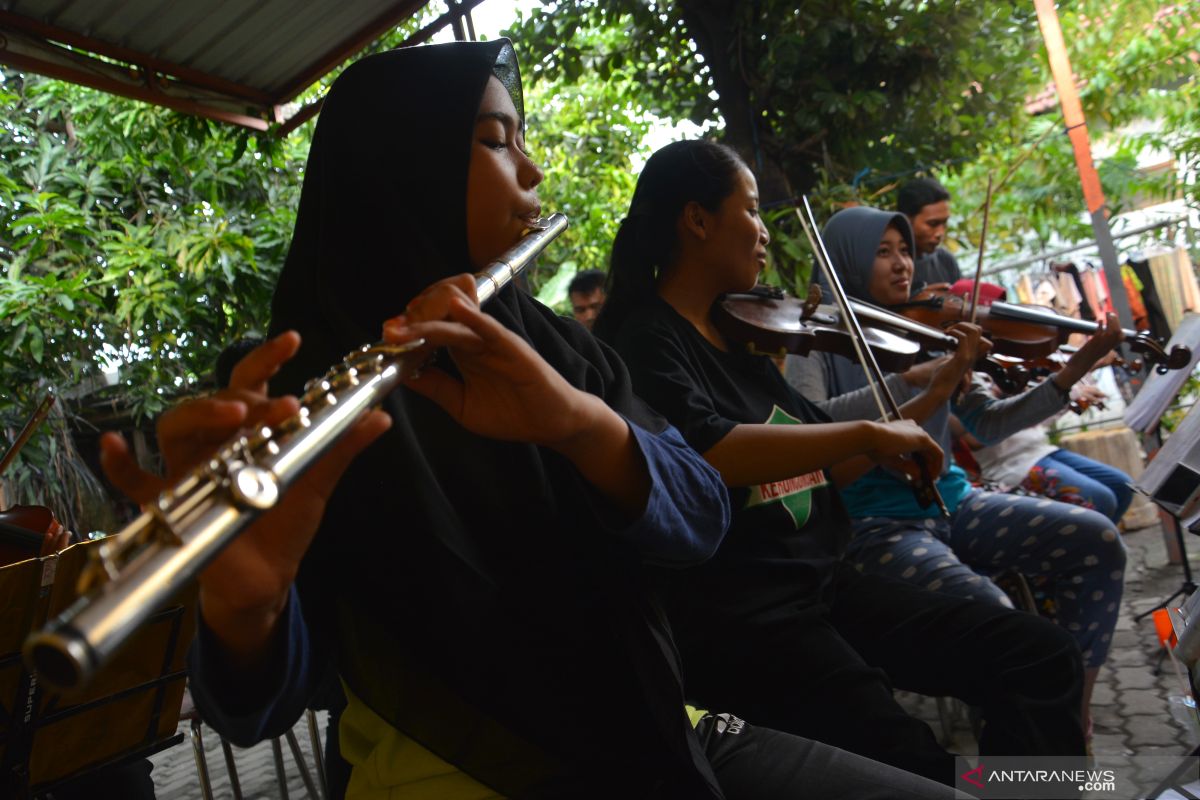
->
[25,213,568,691]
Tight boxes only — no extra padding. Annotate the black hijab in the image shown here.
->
[267,41,718,798]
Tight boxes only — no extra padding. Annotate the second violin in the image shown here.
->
[893,286,1191,373]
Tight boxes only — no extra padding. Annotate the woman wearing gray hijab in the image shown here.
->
[787,205,1126,740]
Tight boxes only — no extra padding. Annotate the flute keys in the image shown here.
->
[230,465,280,510]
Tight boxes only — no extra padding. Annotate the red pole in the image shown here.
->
[1032,0,1135,331]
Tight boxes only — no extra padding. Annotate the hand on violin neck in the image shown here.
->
[918,323,987,401]
[1052,312,1124,391]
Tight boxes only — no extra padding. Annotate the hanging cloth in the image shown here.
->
[1175,246,1200,313]
[1078,268,1104,321]
[1054,270,1083,319]
[1014,273,1036,305]
[1148,249,1185,330]
[1091,266,1116,316]
[1120,264,1150,332]
[1033,278,1058,307]
[1128,254,1174,339]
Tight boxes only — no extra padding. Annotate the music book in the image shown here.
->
[0,539,194,796]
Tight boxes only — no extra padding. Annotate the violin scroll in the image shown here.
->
[1127,333,1192,373]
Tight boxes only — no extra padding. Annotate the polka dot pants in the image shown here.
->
[845,490,1126,668]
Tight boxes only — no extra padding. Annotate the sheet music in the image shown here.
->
[1125,312,1200,433]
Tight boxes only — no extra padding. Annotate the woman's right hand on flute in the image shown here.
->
[100,331,391,670]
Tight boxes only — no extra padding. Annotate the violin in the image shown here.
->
[1000,345,1142,382]
[713,285,921,373]
[714,285,1045,392]
[0,392,71,565]
[989,344,1144,411]
[893,287,1191,373]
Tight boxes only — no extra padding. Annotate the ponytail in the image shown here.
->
[594,139,745,343]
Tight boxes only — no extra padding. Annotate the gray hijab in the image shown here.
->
[812,207,953,476]
[815,205,916,303]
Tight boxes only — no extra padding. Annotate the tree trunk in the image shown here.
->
[678,0,794,203]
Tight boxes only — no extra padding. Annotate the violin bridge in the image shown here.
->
[801,284,822,321]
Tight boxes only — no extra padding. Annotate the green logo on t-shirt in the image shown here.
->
[745,405,829,528]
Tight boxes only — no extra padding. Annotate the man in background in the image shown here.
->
[897,177,960,290]
[568,269,607,330]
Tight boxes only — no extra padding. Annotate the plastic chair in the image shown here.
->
[181,689,325,800]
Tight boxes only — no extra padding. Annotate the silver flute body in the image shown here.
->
[25,213,568,691]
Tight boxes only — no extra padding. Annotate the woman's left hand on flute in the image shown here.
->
[100,331,391,673]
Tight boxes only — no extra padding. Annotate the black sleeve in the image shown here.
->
[617,321,738,455]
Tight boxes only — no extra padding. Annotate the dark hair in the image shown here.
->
[594,139,745,342]
[897,177,950,217]
[567,269,607,297]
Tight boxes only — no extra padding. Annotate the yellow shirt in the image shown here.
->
[339,683,709,800]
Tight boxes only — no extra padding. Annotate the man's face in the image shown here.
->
[570,288,606,329]
[908,199,950,256]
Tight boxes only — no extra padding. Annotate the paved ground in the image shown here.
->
[145,520,1200,799]
[897,519,1200,798]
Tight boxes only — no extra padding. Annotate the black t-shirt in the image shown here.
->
[614,298,851,638]
[913,247,962,290]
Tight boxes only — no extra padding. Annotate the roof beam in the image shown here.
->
[0,9,273,105]
[0,27,270,130]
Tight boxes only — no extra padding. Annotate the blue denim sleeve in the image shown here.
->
[612,420,731,568]
[186,586,317,747]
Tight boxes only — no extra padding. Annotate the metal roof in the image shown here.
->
[0,0,484,134]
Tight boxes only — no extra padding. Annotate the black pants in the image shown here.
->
[696,712,974,799]
[678,563,1085,786]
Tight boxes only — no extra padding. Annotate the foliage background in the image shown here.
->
[0,14,438,529]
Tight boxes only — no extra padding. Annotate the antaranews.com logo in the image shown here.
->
[955,755,1198,798]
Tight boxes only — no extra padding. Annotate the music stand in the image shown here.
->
[1130,386,1200,621]
[0,539,194,799]
[1134,511,1198,623]
[1143,589,1200,799]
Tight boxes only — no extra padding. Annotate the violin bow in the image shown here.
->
[0,391,56,477]
[968,172,994,324]
[796,198,949,517]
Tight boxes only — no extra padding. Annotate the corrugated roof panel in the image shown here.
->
[0,0,469,131]
[4,0,427,95]
[209,1,362,90]
[145,2,269,68]
[236,4,348,89]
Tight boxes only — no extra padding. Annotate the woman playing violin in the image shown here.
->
[597,139,1087,786]
[786,204,1126,741]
